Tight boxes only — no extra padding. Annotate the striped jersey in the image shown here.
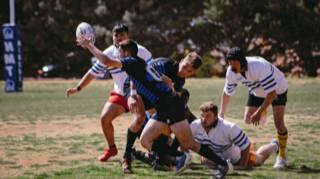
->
[224,56,288,97]
[148,58,185,92]
[190,118,250,164]
[121,56,173,105]
[89,44,152,97]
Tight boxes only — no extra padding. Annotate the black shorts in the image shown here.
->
[154,94,186,126]
[140,95,155,110]
[247,91,288,107]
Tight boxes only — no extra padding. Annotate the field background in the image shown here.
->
[0,78,320,179]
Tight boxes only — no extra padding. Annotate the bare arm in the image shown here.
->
[65,71,95,97]
[251,90,277,125]
[219,91,232,118]
[78,39,122,68]
[86,43,122,68]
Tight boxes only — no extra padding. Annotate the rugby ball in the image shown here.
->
[76,22,96,44]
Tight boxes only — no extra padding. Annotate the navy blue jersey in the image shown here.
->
[121,56,173,105]
[149,58,185,92]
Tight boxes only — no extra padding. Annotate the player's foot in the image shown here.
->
[152,153,160,171]
[98,147,118,162]
[273,156,288,170]
[121,158,132,174]
[174,152,191,175]
[132,148,153,166]
[213,160,233,179]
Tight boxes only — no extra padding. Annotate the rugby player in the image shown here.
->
[191,101,279,169]
[66,23,152,163]
[219,47,289,169]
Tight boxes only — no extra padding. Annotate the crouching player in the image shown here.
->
[191,101,279,169]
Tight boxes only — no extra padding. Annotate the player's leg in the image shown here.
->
[140,118,170,152]
[99,93,127,162]
[255,141,279,166]
[170,120,232,177]
[272,91,288,169]
[122,94,148,173]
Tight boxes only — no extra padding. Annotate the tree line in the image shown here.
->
[1,0,319,78]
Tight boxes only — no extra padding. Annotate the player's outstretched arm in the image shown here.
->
[77,39,122,68]
[65,71,95,97]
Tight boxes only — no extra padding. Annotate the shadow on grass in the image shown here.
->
[286,164,320,174]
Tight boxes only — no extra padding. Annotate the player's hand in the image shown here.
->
[128,95,139,113]
[161,75,174,90]
[65,87,78,97]
[76,37,91,48]
[250,111,261,126]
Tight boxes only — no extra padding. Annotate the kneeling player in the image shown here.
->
[191,101,279,169]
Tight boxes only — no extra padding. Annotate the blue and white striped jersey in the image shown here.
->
[121,56,173,105]
[89,44,152,96]
[190,118,250,164]
[224,56,288,97]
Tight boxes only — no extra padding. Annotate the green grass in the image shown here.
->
[1,78,320,179]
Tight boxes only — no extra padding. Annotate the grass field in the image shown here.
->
[0,78,320,179]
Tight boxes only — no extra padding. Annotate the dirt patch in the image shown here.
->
[0,117,127,137]
[0,116,132,177]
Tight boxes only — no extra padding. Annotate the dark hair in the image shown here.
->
[199,101,218,115]
[119,39,138,57]
[183,52,202,69]
[226,46,247,70]
[112,23,129,33]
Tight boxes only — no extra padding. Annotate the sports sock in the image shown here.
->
[170,138,183,156]
[151,135,173,165]
[277,130,288,159]
[109,144,116,149]
[199,144,227,166]
[124,129,139,159]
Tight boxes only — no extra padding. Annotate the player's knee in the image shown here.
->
[140,136,151,150]
[179,140,196,151]
[100,115,113,126]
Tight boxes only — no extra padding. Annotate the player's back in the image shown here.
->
[121,56,173,105]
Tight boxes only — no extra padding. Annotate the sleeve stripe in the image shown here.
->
[238,137,249,147]
[146,57,153,64]
[260,65,275,83]
[233,131,243,142]
[96,63,106,69]
[264,82,277,91]
[234,133,246,145]
[261,78,275,87]
[248,81,260,87]
[227,83,237,87]
[91,68,100,74]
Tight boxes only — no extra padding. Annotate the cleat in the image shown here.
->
[273,156,288,170]
[98,147,117,162]
[213,159,233,179]
[132,148,153,166]
[174,152,191,175]
[121,158,132,174]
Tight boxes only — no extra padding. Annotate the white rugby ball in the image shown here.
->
[76,22,96,44]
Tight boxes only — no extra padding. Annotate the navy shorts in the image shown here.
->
[154,94,186,125]
[247,91,288,107]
